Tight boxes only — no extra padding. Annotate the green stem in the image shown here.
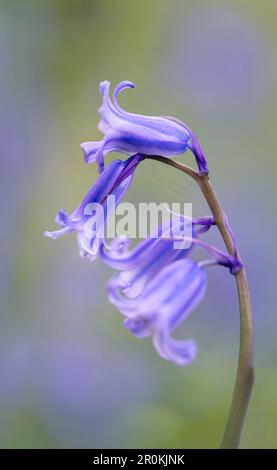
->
[146,156,254,449]
[196,174,254,449]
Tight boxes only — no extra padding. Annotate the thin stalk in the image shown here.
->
[146,156,254,449]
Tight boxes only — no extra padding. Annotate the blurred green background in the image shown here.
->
[1,0,277,448]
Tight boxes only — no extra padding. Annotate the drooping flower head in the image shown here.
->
[108,258,205,365]
[104,225,241,365]
[44,154,144,260]
[81,81,208,175]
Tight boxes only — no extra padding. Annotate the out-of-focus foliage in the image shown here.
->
[1,0,277,448]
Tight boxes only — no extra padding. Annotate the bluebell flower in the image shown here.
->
[101,223,192,299]
[104,226,242,365]
[108,258,206,365]
[100,215,214,296]
[44,155,144,260]
[81,80,208,174]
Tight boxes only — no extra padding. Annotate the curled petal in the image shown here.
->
[85,80,206,172]
[44,226,73,239]
[92,80,192,171]
[112,80,135,114]
[55,208,68,226]
[153,332,197,366]
[81,141,106,172]
[98,80,122,131]
[80,141,103,165]
[99,80,111,96]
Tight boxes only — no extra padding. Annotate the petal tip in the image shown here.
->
[80,141,101,164]
[99,80,110,96]
[43,230,55,239]
[55,208,67,226]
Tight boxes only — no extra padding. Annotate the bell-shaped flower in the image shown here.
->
[105,227,242,365]
[81,80,208,174]
[44,154,144,260]
[100,215,214,298]
[108,258,206,365]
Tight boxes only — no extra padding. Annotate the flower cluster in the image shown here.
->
[45,80,241,365]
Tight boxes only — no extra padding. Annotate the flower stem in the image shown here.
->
[146,156,254,449]
[196,174,254,449]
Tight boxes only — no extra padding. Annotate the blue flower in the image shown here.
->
[100,215,214,293]
[81,80,208,174]
[101,220,193,298]
[108,258,206,365]
[44,155,144,260]
[104,222,241,365]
